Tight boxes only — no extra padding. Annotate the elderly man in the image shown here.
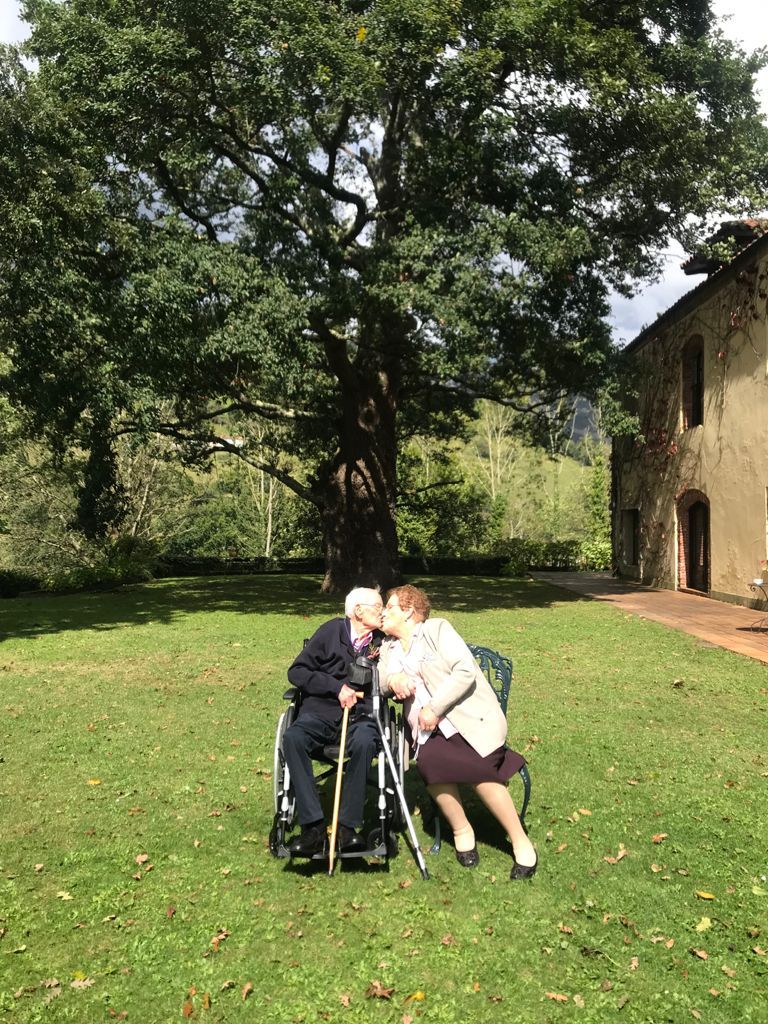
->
[282,587,384,857]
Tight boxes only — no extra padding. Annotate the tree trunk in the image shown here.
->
[318,383,402,595]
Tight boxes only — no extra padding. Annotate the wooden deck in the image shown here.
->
[531,572,768,665]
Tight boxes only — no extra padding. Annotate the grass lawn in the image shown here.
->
[1,574,767,1024]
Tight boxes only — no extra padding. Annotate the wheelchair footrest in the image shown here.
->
[289,836,396,861]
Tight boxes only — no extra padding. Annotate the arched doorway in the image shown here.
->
[676,490,710,593]
[687,501,709,592]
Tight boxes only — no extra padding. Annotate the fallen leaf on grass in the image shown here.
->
[242,981,254,1001]
[578,808,592,816]
[695,891,715,900]
[209,929,230,953]
[558,923,573,934]
[603,844,628,864]
[652,833,668,843]
[573,994,585,1008]
[41,986,62,1004]
[135,853,149,865]
[107,1011,128,1020]
[545,992,569,1002]
[440,934,456,946]
[721,965,736,978]
[220,980,236,991]
[556,843,567,853]
[629,957,639,970]
[403,991,425,1003]
[201,992,211,1009]
[182,999,194,1018]
[650,864,663,873]
[56,891,73,900]
[339,993,351,1007]
[34,864,43,873]
[691,1011,702,1021]
[751,886,768,896]
[695,917,712,933]
[365,980,394,1000]
[689,947,709,960]
[87,779,101,786]
[752,946,767,956]
[166,905,176,918]
[70,978,95,989]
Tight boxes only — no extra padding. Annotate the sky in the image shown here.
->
[2,0,767,347]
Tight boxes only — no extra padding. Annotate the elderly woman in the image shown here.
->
[379,585,537,879]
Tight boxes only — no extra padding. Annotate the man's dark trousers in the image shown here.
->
[282,711,378,828]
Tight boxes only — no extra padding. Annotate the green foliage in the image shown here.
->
[583,444,611,544]
[164,461,321,560]
[396,439,495,557]
[578,537,613,571]
[496,537,582,573]
[2,2,766,587]
[496,535,612,574]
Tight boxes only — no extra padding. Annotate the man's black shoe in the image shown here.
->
[288,823,327,857]
[338,825,367,853]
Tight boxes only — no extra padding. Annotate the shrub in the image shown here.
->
[578,538,613,571]
[0,569,40,598]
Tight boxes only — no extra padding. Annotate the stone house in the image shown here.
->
[612,222,768,608]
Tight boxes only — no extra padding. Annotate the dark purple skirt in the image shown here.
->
[415,731,526,785]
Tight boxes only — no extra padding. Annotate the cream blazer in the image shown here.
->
[379,617,508,758]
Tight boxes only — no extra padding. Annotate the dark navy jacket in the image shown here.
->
[287,618,382,724]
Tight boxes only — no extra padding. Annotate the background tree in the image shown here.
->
[1,3,767,591]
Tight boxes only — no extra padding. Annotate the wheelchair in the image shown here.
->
[269,656,410,868]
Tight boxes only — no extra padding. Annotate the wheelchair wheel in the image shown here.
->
[367,826,399,859]
[271,704,297,857]
[273,705,296,817]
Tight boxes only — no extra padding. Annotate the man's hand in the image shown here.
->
[337,683,359,709]
[387,672,417,701]
[418,706,439,732]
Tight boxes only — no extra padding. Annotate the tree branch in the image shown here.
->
[154,158,218,241]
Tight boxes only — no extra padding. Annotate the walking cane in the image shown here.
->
[328,705,350,876]
[328,691,363,876]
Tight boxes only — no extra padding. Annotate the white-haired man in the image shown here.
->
[282,587,384,857]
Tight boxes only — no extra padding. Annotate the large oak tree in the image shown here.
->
[1,1,766,590]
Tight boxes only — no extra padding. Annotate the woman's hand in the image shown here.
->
[418,706,439,732]
[388,672,417,701]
